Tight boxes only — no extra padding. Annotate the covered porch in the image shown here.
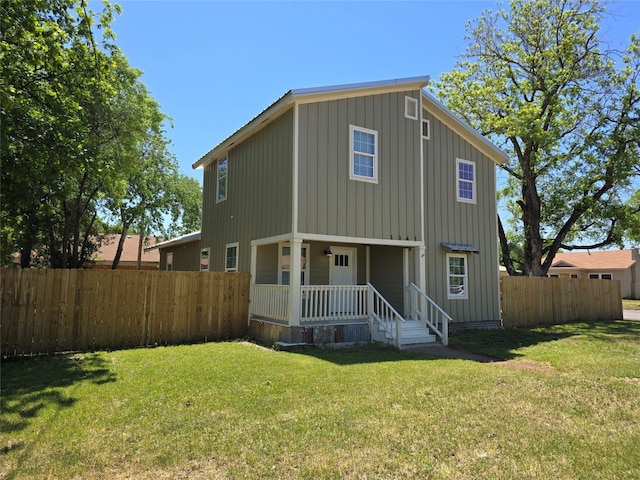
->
[248,236,450,347]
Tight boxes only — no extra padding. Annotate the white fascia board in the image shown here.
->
[250,232,423,248]
[193,76,432,170]
[145,231,201,251]
[297,232,423,248]
[292,76,430,104]
[421,91,509,165]
[192,92,295,170]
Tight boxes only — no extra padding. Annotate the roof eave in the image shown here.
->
[193,76,432,170]
[291,75,430,99]
[422,91,509,166]
[192,91,295,170]
[145,231,202,251]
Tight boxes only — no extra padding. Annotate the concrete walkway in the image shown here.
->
[623,310,640,321]
[403,344,499,363]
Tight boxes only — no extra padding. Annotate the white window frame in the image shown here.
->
[166,252,173,271]
[422,119,430,140]
[349,125,378,184]
[456,158,476,204]
[216,157,228,203]
[278,242,309,285]
[200,248,210,271]
[446,253,468,300]
[225,242,239,272]
[589,273,612,280]
[405,96,418,120]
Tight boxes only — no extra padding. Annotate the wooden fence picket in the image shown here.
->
[1,269,249,357]
[501,276,623,327]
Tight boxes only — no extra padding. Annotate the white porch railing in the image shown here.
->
[409,283,450,346]
[300,285,369,322]
[251,284,289,322]
[251,283,450,347]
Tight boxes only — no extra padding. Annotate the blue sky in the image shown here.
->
[103,1,640,182]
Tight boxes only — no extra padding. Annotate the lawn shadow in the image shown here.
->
[449,319,640,360]
[279,343,425,365]
[448,328,575,360]
[0,353,116,438]
[563,319,640,343]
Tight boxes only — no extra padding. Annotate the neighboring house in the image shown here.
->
[92,234,160,270]
[547,249,639,299]
[155,76,509,347]
[149,231,202,271]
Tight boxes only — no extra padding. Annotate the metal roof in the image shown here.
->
[192,75,510,169]
[144,231,201,251]
[441,242,480,253]
[192,76,431,170]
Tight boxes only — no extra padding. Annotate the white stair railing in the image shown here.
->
[367,282,405,348]
[409,283,450,346]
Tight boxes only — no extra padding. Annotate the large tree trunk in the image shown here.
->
[111,224,130,270]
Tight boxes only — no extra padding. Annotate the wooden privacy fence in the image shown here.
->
[1,268,250,357]
[501,276,623,327]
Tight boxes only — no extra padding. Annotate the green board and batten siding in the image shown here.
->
[423,109,501,324]
[198,86,500,325]
[297,91,422,242]
[201,109,294,273]
[159,240,201,271]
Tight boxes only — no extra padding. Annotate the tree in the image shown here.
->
[1,0,127,267]
[1,0,200,268]
[106,128,202,269]
[434,0,640,276]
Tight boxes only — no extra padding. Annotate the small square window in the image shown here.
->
[405,96,418,120]
[456,158,476,204]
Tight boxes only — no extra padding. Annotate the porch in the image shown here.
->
[250,283,450,348]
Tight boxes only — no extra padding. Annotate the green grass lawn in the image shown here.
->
[622,298,640,310]
[2,320,639,479]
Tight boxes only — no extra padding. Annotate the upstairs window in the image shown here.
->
[456,158,476,204]
[350,125,378,183]
[422,119,430,140]
[217,157,228,202]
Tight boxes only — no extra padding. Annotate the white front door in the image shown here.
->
[330,247,356,314]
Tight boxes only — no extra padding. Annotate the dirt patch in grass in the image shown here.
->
[498,359,557,374]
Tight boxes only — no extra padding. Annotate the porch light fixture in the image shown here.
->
[324,248,333,257]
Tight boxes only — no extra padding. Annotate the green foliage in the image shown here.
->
[0,0,201,268]
[435,0,640,275]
